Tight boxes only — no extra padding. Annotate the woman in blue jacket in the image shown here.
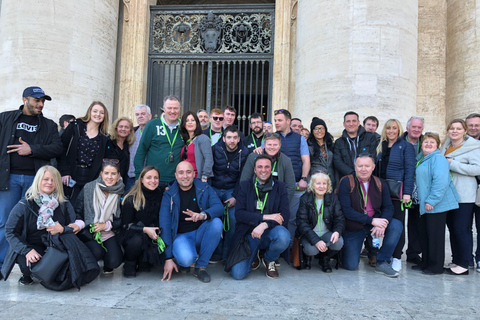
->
[415,133,459,274]
[375,119,415,272]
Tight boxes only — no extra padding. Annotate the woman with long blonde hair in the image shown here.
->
[375,119,415,272]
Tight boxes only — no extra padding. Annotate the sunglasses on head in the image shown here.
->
[274,109,291,117]
[212,116,224,121]
[265,132,280,138]
[102,158,120,165]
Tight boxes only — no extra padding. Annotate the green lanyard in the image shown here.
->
[407,136,420,155]
[252,133,265,149]
[415,156,424,169]
[272,161,277,174]
[153,236,166,254]
[160,117,179,152]
[223,202,230,232]
[358,179,368,215]
[317,200,324,233]
[254,179,269,214]
[89,224,107,252]
[210,129,221,146]
[138,127,143,136]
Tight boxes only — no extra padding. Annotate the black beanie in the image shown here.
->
[310,117,328,133]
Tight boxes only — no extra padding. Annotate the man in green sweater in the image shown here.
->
[134,95,183,189]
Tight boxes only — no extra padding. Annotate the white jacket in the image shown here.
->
[441,137,480,203]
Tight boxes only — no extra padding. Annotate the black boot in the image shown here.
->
[305,256,312,270]
[123,261,137,278]
[321,255,332,273]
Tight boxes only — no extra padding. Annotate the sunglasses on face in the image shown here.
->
[212,116,224,121]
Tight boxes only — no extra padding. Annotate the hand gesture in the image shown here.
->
[7,137,32,156]
[162,259,178,281]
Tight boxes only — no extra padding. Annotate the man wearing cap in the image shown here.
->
[0,86,63,272]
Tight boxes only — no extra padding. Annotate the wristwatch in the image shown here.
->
[199,211,207,220]
[301,177,307,182]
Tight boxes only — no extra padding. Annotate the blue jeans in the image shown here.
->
[230,225,290,280]
[172,218,222,268]
[0,174,35,268]
[212,187,235,260]
[342,218,403,270]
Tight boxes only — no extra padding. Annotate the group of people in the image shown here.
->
[0,87,479,290]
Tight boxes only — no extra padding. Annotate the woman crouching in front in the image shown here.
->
[75,159,125,274]
[121,166,164,277]
[1,166,82,285]
[296,171,345,272]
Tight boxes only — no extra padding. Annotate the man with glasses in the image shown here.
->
[244,112,265,154]
[465,113,480,272]
[210,125,248,262]
[204,108,224,146]
[229,154,290,279]
[134,96,183,190]
[197,109,210,131]
[273,109,310,243]
[338,153,402,277]
[400,116,425,266]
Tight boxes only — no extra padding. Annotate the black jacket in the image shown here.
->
[0,106,63,190]
[57,119,114,181]
[296,192,345,246]
[333,126,378,177]
[1,199,76,280]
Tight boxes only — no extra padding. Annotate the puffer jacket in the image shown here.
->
[441,137,480,203]
[296,192,345,246]
[376,137,415,196]
[211,138,248,196]
[308,140,337,188]
[333,126,378,177]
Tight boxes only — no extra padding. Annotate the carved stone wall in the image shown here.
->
[0,0,119,120]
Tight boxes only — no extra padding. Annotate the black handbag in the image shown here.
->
[30,241,69,284]
[386,179,403,201]
[224,235,252,272]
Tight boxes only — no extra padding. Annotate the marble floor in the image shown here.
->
[1,238,479,320]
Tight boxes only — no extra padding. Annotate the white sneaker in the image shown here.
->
[476,261,480,273]
[391,258,402,272]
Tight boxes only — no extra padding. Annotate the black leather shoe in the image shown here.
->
[411,265,425,271]
[321,256,332,273]
[407,256,422,265]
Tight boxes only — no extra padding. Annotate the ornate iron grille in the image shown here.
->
[147,5,274,134]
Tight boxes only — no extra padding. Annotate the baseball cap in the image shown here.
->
[22,86,52,100]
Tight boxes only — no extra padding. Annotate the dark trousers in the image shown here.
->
[123,233,143,262]
[85,236,123,269]
[16,245,45,277]
[418,212,446,274]
[392,200,406,259]
[447,203,474,269]
[406,204,422,259]
[474,205,480,263]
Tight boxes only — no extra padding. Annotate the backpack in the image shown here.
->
[335,174,382,195]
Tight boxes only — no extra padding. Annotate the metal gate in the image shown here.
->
[147,5,275,134]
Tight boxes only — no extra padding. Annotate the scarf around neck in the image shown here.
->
[35,192,59,230]
[92,176,125,223]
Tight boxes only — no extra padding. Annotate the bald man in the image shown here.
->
[159,161,223,283]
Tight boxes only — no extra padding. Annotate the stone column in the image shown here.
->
[417,0,447,134]
[446,0,480,123]
[0,0,119,121]
[116,0,156,120]
[295,0,418,137]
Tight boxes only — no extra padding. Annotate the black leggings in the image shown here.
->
[16,245,46,277]
[85,236,123,269]
[123,233,143,262]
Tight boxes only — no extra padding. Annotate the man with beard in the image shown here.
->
[210,126,248,262]
[197,109,210,131]
[229,154,290,279]
[0,86,62,272]
[244,113,265,154]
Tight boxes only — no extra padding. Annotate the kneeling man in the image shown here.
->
[160,161,223,282]
[338,153,402,277]
[229,154,290,279]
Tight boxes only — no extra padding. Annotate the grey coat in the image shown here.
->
[240,151,296,201]
[193,134,214,179]
[441,137,480,203]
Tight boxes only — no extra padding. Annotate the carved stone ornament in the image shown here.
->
[151,11,272,54]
